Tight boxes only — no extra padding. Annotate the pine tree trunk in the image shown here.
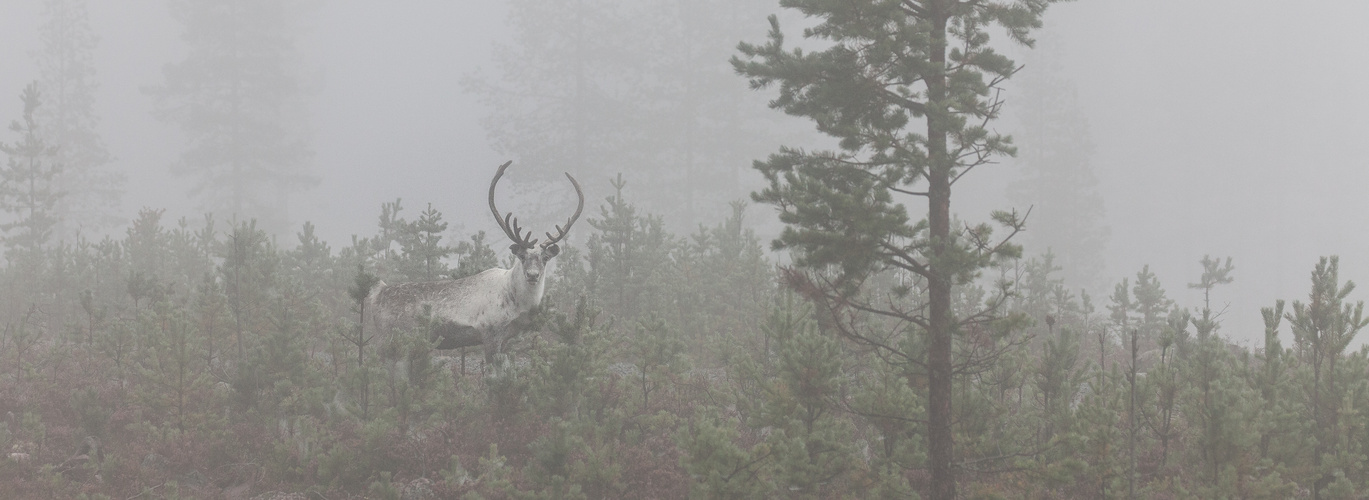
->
[926,4,955,498]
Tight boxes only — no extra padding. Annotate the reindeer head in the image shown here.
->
[488,161,584,286]
[509,244,557,285]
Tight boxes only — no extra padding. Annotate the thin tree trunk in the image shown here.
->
[1312,347,1322,500]
[1128,329,1138,499]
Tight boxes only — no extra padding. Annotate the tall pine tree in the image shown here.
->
[1005,43,1108,289]
[734,1,1062,497]
[34,0,123,239]
[465,0,780,227]
[146,0,316,235]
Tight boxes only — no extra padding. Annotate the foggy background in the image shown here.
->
[1,0,1366,345]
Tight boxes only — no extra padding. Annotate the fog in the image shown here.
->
[1,0,1367,343]
[1039,0,1369,344]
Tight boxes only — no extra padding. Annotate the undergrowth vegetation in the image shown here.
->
[0,185,1366,499]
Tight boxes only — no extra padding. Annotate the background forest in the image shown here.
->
[2,0,1369,499]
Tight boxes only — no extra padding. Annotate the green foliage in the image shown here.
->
[678,414,774,499]
[734,1,1063,496]
[1131,265,1172,339]
[527,297,609,419]
[1188,255,1235,337]
[585,175,677,321]
[1285,256,1369,498]
[454,230,499,279]
[9,151,1369,500]
[1181,333,1256,494]
[368,471,402,500]
[1035,326,1086,440]
[133,302,211,433]
[391,202,454,281]
[629,315,687,410]
[676,201,774,363]
[69,387,109,439]
[756,303,853,497]
[217,220,278,365]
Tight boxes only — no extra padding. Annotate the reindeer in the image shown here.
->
[366,160,584,365]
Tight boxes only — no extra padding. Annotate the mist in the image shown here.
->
[3,0,1360,343]
[3,0,1369,497]
[1024,0,1369,343]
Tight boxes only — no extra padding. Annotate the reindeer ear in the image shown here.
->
[543,243,560,258]
[510,244,528,258]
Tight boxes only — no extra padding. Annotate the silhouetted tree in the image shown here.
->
[465,0,780,226]
[0,83,63,263]
[146,0,317,234]
[34,0,123,238]
[1006,46,1108,289]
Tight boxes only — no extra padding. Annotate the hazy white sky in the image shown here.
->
[0,0,508,243]
[1033,0,1369,343]
[2,0,1368,344]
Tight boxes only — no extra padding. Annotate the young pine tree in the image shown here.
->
[1131,265,1172,345]
[394,203,453,281]
[343,263,379,420]
[584,175,676,322]
[1285,256,1369,499]
[452,230,499,280]
[217,220,277,365]
[133,302,209,433]
[1188,255,1234,338]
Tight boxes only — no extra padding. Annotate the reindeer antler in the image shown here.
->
[542,172,584,248]
[488,161,538,249]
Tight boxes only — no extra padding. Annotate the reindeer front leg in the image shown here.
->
[480,326,512,375]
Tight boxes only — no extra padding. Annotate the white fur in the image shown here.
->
[366,246,556,360]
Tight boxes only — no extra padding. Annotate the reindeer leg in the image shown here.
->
[482,339,498,368]
[483,326,519,378]
[481,328,506,376]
